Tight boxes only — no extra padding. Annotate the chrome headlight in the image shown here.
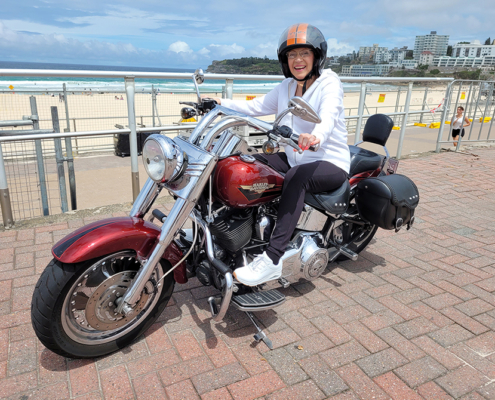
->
[142,135,184,183]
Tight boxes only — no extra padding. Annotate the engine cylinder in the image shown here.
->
[209,209,253,253]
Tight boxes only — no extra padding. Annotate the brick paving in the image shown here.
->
[1,147,495,399]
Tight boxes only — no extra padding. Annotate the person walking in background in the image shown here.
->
[452,106,471,146]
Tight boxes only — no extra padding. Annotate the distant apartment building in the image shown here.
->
[373,48,390,63]
[389,47,408,64]
[419,51,434,65]
[452,40,495,58]
[341,64,391,76]
[358,44,388,62]
[388,59,418,69]
[433,56,495,68]
[414,31,449,60]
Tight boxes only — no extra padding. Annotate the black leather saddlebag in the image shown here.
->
[356,174,419,231]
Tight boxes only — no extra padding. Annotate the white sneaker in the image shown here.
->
[234,252,282,286]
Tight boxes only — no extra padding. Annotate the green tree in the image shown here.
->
[405,50,414,60]
[454,69,482,80]
[485,37,492,45]
[447,45,453,56]
[418,64,429,70]
[430,69,440,75]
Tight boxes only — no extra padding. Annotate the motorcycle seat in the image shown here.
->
[304,180,350,214]
[349,145,383,176]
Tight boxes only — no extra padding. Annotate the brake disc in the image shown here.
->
[85,271,150,331]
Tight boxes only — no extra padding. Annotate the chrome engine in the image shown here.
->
[280,232,329,282]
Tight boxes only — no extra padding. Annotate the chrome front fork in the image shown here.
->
[116,197,195,314]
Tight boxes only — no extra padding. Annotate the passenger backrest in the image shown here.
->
[362,114,394,146]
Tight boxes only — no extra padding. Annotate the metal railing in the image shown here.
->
[0,69,457,227]
[436,80,495,152]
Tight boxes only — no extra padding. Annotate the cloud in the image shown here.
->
[168,41,193,53]
[201,43,246,59]
[2,0,495,68]
[326,39,355,56]
[249,42,278,58]
[0,22,190,66]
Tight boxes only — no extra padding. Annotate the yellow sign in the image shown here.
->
[8,85,14,90]
[378,94,386,103]
[246,95,256,100]
[461,92,466,99]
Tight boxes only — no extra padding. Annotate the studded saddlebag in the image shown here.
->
[355,174,419,232]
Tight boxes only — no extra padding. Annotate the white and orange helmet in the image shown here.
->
[277,23,328,81]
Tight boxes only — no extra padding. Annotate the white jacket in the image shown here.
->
[221,69,350,173]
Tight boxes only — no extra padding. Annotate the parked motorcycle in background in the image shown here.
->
[31,69,419,358]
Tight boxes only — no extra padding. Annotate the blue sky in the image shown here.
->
[0,0,493,69]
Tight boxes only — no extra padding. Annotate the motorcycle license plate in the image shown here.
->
[386,158,399,174]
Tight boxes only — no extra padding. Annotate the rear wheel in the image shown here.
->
[330,221,378,261]
[31,251,175,358]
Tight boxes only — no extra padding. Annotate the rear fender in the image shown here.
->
[52,217,187,283]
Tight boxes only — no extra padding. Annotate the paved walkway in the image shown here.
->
[1,147,495,399]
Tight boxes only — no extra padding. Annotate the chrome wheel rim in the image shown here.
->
[61,251,163,345]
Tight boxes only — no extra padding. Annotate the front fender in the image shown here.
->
[52,217,187,283]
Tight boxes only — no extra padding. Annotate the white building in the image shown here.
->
[414,31,449,60]
[453,40,495,58]
[419,51,435,66]
[374,48,390,64]
[389,60,418,69]
[389,47,408,63]
[358,44,388,62]
[433,56,495,67]
[341,64,391,76]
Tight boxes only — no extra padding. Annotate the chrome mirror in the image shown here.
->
[193,69,204,103]
[288,97,321,124]
[194,69,205,84]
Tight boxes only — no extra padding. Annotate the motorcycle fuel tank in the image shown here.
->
[214,156,284,208]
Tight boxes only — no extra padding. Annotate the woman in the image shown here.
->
[452,106,470,146]
[206,23,350,286]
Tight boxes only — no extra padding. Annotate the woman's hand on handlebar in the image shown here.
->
[297,133,320,151]
[200,94,221,105]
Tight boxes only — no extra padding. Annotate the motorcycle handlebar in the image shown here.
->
[271,126,319,153]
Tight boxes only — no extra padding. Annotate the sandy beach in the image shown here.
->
[0,83,451,135]
[2,80,494,222]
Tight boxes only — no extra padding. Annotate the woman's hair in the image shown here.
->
[458,106,465,111]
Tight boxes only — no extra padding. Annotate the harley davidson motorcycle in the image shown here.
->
[31,70,419,358]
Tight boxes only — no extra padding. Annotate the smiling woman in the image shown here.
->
[204,23,351,287]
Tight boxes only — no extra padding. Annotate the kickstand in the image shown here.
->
[245,311,273,350]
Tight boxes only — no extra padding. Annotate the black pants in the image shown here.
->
[254,153,348,264]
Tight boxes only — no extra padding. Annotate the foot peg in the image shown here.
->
[329,245,358,262]
[246,311,273,350]
[232,289,286,311]
[278,277,290,289]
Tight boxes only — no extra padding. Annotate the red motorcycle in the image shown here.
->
[31,70,419,357]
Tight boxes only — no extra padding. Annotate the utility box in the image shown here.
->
[114,131,156,157]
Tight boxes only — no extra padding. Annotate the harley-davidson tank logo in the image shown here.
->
[238,182,282,201]
[240,182,275,194]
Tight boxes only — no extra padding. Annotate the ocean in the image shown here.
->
[0,61,390,94]
[0,61,283,94]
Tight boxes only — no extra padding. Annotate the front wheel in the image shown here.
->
[31,251,175,358]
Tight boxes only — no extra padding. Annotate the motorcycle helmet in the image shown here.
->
[277,23,328,81]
